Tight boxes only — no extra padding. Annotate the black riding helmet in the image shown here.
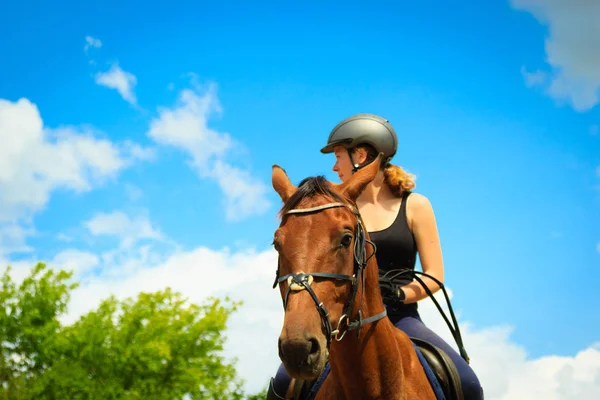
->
[320,113,398,173]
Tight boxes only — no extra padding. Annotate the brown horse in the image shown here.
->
[270,153,438,400]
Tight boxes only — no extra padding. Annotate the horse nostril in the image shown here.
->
[306,337,321,366]
[308,338,320,356]
[278,337,284,359]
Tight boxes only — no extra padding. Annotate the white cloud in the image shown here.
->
[512,0,600,111]
[84,210,163,248]
[147,83,271,221]
[51,249,100,276]
[0,222,34,256]
[0,97,149,254]
[0,98,124,221]
[56,233,74,243]
[95,63,138,105]
[212,160,272,221]
[148,84,231,168]
[26,238,596,398]
[122,139,156,161]
[84,36,102,52]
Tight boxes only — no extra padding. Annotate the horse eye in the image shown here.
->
[341,234,353,247]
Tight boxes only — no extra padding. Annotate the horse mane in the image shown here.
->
[278,176,349,218]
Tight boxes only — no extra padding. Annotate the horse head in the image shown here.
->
[271,153,386,381]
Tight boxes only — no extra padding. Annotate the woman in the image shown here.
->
[268,113,483,400]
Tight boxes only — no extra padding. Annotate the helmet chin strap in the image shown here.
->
[347,148,376,174]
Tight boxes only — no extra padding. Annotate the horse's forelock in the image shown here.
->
[278,176,347,217]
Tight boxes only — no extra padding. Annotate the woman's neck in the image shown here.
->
[356,170,392,205]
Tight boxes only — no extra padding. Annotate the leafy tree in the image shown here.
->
[0,262,262,400]
[0,263,78,399]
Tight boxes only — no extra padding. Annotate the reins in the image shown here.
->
[379,269,471,363]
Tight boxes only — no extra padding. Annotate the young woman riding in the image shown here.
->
[268,113,483,400]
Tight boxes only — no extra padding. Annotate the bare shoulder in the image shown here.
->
[406,192,434,212]
[405,192,436,229]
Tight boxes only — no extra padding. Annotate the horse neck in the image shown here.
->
[328,253,408,397]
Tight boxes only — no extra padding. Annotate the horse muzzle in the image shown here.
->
[278,333,327,380]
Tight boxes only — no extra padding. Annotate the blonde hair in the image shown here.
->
[352,144,416,197]
[383,164,416,197]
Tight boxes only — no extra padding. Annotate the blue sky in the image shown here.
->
[1,0,599,397]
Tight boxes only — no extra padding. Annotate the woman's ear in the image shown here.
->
[353,147,369,165]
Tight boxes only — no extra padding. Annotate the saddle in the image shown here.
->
[411,337,464,400]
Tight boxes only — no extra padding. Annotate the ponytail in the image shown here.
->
[383,164,416,197]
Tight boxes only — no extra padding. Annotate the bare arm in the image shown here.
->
[401,193,445,304]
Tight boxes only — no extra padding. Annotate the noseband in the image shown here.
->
[272,201,388,349]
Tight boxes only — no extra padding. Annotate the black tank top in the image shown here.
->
[367,191,418,314]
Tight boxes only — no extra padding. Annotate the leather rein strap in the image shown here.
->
[272,201,388,349]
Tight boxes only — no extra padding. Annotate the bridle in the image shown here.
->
[272,201,388,350]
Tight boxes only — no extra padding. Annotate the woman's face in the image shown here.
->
[332,146,366,182]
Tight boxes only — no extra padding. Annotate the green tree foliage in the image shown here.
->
[0,263,78,398]
[0,262,267,400]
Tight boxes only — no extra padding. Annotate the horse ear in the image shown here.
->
[272,165,297,202]
[336,153,383,201]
